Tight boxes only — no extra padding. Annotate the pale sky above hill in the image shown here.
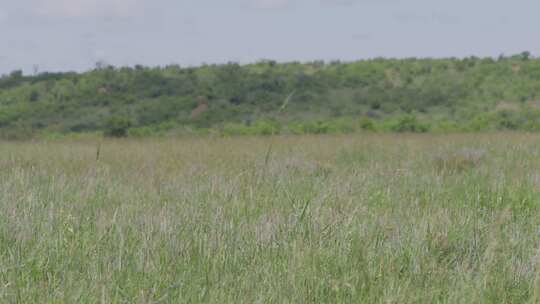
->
[0,0,539,74]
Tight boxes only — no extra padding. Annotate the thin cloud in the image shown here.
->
[250,0,291,9]
[0,9,7,22]
[249,0,388,9]
[321,0,399,5]
[321,0,357,6]
[32,0,144,18]
[394,12,461,25]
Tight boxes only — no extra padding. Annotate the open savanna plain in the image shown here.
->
[2,133,540,303]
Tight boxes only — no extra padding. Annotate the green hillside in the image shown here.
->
[1,53,540,138]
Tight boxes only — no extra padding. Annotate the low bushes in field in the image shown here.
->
[104,116,133,138]
[358,117,376,131]
[222,120,282,136]
[387,115,430,133]
[13,108,540,140]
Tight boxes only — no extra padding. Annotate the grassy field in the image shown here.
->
[1,133,540,303]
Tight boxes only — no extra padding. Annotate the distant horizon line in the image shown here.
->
[3,51,535,76]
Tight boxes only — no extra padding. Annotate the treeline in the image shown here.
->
[1,52,540,138]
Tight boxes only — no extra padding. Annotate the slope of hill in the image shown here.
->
[1,53,540,138]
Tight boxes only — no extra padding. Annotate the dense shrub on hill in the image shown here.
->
[1,54,540,138]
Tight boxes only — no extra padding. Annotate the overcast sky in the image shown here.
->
[1,0,539,74]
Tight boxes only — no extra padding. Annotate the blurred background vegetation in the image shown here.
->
[1,52,540,139]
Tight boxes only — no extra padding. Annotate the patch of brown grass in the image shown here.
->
[434,148,486,173]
